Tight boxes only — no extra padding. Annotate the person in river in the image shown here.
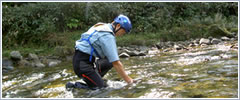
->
[67,14,134,90]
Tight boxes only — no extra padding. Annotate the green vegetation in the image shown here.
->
[2,2,238,56]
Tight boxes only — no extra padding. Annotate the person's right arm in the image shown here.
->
[99,34,133,84]
[112,60,133,84]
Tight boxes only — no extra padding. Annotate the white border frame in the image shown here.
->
[0,1,239,100]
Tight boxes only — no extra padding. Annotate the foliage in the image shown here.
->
[2,2,238,48]
[3,3,60,48]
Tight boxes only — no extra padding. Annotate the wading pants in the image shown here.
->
[73,50,113,88]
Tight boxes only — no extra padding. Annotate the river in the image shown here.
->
[2,41,238,98]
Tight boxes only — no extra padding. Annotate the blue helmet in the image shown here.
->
[114,14,132,33]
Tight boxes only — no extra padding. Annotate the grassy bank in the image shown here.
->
[2,31,83,58]
[3,23,237,58]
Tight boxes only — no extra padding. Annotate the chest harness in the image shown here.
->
[81,30,101,62]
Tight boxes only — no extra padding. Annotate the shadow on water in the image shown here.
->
[2,42,238,98]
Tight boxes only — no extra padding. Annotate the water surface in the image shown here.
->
[2,41,238,98]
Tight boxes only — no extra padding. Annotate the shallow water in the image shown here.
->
[2,41,238,98]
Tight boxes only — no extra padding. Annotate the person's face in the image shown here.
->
[115,24,126,36]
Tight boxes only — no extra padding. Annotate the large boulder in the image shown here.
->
[10,51,23,61]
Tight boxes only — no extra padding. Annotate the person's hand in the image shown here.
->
[126,77,134,84]
[130,78,142,84]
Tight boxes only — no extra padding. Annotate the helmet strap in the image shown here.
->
[113,22,123,34]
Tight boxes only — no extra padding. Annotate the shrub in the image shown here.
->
[2,2,238,48]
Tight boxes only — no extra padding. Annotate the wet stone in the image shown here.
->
[199,38,210,45]
[207,71,217,74]
[163,48,171,52]
[2,39,238,98]
[174,45,182,50]
[3,69,9,74]
[200,44,208,47]
[211,38,221,44]
[48,60,62,67]
[176,78,184,81]
[10,51,23,61]
[221,36,230,41]
[19,60,31,67]
[119,52,130,58]
[223,65,237,69]
[189,43,196,47]
[138,52,146,56]
[183,69,190,72]
[28,53,39,61]
[2,58,14,71]
[49,62,59,67]
[35,62,45,67]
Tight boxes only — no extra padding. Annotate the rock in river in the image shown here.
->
[10,51,23,61]
[119,52,130,58]
[199,38,210,45]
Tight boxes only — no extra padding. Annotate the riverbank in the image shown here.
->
[2,35,238,74]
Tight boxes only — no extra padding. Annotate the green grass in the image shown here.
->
[2,30,84,58]
[2,46,55,58]
[116,33,161,46]
[3,23,238,58]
